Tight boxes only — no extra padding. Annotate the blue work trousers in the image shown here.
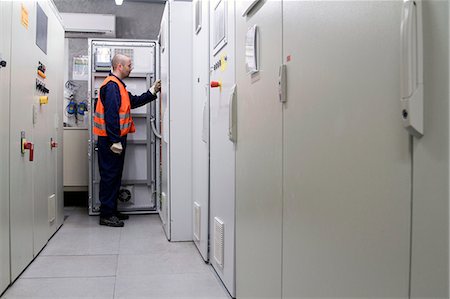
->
[97,136,127,218]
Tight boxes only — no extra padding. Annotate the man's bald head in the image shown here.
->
[111,54,133,79]
[112,54,131,70]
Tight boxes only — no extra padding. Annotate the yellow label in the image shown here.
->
[39,96,48,105]
[220,54,227,72]
[21,4,29,29]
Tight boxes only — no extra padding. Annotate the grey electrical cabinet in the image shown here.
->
[5,0,64,285]
[0,1,12,295]
[234,1,449,298]
[88,39,159,215]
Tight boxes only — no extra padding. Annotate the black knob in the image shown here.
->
[0,60,6,68]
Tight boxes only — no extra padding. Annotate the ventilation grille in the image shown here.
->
[213,217,224,268]
[114,48,135,66]
[48,194,56,223]
[193,202,201,241]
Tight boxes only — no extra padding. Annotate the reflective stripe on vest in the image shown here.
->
[93,76,136,136]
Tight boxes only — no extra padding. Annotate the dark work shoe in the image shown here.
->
[116,212,129,220]
[99,216,124,227]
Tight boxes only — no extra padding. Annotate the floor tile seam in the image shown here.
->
[113,226,123,299]
[34,254,119,258]
[18,275,117,280]
[115,252,204,257]
[114,271,223,278]
[40,253,119,257]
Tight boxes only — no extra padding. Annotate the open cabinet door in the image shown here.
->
[158,0,193,242]
[158,1,171,239]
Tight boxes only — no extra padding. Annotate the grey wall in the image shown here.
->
[53,0,165,125]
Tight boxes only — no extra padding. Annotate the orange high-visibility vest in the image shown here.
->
[93,76,136,136]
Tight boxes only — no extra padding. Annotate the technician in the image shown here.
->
[93,54,161,227]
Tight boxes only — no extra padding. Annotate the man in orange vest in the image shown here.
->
[93,54,161,227]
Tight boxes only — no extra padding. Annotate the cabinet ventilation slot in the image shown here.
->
[213,217,224,268]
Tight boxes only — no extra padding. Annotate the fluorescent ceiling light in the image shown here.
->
[115,0,124,5]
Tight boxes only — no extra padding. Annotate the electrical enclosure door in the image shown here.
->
[45,5,64,239]
[282,2,411,297]
[9,1,37,281]
[32,2,64,256]
[0,0,11,293]
[158,3,170,238]
[209,0,236,296]
[192,0,210,261]
[158,1,193,242]
[33,4,52,257]
[89,40,157,215]
[234,1,283,298]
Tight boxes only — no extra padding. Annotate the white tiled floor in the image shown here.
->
[1,207,230,299]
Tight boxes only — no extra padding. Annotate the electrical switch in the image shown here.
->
[37,61,46,73]
[37,62,47,78]
[37,70,46,79]
[21,136,27,154]
[210,81,221,88]
[50,138,58,150]
[21,133,34,162]
[36,79,49,94]
[24,141,34,161]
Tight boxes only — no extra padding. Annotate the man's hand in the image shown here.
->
[110,142,123,154]
[150,80,161,94]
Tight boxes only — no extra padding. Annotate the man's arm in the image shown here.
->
[100,82,122,143]
[130,80,161,109]
[129,90,157,109]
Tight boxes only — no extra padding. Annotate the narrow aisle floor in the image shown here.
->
[2,207,230,299]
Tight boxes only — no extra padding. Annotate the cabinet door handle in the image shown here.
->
[228,84,237,143]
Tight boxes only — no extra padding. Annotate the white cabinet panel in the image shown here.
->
[33,1,65,255]
[209,0,236,296]
[63,129,89,188]
[9,1,38,280]
[0,0,12,294]
[410,1,449,297]
[192,0,210,261]
[235,1,283,298]
[9,1,64,280]
[159,1,193,241]
[282,2,411,297]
